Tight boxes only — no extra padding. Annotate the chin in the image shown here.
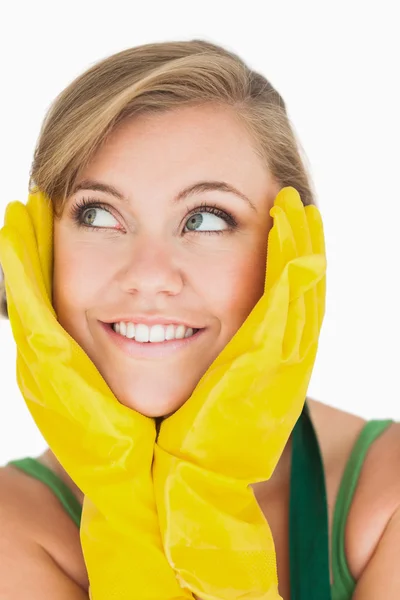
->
[120,397,186,418]
[110,384,191,418]
[92,355,206,419]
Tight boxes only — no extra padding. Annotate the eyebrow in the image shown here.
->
[71,179,257,211]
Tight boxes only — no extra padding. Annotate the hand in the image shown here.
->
[153,187,327,599]
[0,190,192,600]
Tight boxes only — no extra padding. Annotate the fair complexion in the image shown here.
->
[52,103,280,417]
[3,105,400,599]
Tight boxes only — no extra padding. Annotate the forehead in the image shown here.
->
[77,104,274,205]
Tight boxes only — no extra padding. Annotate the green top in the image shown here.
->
[8,457,82,528]
[289,404,393,600]
[331,418,393,599]
[8,407,393,600]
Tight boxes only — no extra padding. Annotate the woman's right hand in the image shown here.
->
[0,190,192,600]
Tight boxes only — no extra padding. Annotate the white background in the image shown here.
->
[1,1,399,464]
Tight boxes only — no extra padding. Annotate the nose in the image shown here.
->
[118,235,184,298]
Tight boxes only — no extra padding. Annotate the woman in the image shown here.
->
[0,39,399,600]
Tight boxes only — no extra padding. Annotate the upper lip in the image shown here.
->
[102,315,204,328]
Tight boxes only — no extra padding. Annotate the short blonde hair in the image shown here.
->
[1,39,316,317]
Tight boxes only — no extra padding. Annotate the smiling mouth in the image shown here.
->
[100,321,206,359]
[108,321,201,343]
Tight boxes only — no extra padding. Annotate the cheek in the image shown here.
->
[52,233,113,323]
[204,243,268,331]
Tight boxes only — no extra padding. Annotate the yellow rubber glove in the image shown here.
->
[0,190,192,600]
[153,187,327,599]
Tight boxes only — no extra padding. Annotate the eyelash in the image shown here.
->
[69,196,238,234]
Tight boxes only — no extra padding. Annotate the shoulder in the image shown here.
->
[307,398,367,470]
[0,461,88,592]
[308,398,400,582]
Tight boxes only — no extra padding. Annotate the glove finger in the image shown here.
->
[265,203,294,294]
[282,255,325,363]
[282,198,327,363]
[306,204,327,332]
[274,186,313,257]
[0,201,54,319]
[26,189,54,300]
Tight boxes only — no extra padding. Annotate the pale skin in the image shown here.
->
[52,103,276,418]
[1,104,400,599]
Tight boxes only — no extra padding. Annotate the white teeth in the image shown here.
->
[135,323,150,342]
[165,324,175,340]
[149,324,165,342]
[126,322,135,339]
[112,321,197,342]
[175,324,186,339]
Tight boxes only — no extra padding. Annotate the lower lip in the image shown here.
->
[99,322,206,359]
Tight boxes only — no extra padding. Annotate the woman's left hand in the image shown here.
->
[153,186,327,600]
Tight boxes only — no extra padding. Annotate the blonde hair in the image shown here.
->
[1,38,316,318]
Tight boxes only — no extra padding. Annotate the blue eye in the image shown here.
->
[184,205,237,234]
[185,211,227,232]
[70,197,120,230]
[81,206,118,228]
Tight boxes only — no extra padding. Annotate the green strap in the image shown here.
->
[289,402,332,600]
[8,457,82,528]
[331,419,393,600]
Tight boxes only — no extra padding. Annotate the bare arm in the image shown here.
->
[0,531,89,599]
[0,467,89,599]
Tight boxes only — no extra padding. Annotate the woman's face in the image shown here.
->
[53,104,280,416]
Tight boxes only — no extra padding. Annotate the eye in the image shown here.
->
[184,205,237,234]
[70,197,120,230]
[81,206,119,228]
